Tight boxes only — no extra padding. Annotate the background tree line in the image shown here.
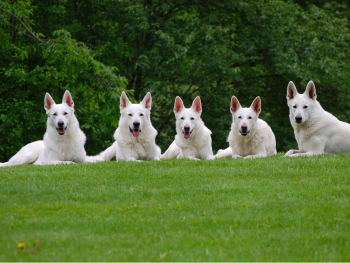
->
[1,0,350,161]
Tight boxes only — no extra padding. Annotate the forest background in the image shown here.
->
[1,0,350,161]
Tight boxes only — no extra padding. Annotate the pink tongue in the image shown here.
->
[184,132,190,139]
[58,129,65,135]
[133,130,140,137]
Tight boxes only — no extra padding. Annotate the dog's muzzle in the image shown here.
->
[129,127,141,138]
[183,126,193,139]
[240,124,250,136]
[56,122,68,135]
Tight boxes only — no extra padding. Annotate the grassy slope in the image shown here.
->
[0,153,349,261]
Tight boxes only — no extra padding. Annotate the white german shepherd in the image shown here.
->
[161,96,215,160]
[285,80,350,157]
[0,91,102,167]
[215,96,276,159]
[97,91,161,161]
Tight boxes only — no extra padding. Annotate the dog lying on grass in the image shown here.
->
[161,96,215,160]
[0,91,103,167]
[97,91,161,162]
[285,80,350,157]
[216,96,276,159]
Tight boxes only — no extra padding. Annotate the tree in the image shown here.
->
[1,0,350,161]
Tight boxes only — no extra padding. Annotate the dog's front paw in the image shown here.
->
[284,150,294,157]
[85,156,104,163]
[244,155,257,159]
[49,161,75,165]
[206,155,215,160]
[188,156,200,161]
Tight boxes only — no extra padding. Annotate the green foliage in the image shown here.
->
[1,0,350,160]
[0,1,127,160]
[1,154,350,260]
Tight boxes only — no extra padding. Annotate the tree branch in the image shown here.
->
[0,5,45,43]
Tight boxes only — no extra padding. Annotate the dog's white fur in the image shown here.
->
[216,96,276,159]
[285,80,350,157]
[98,91,161,161]
[0,91,103,167]
[162,96,215,160]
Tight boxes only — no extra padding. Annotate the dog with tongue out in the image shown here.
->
[0,90,103,167]
[95,91,161,162]
[161,96,215,160]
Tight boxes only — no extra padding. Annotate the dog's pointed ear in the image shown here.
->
[141,92,152,110]
[44,93,56,113]
[62,90,74,108]
[174,96,184,114]
[287,81,298,100]
[250,96,261,115]
[230,96,241,114]
[191,96,202,114]
[120,91,131,110]
[304,80,317,100]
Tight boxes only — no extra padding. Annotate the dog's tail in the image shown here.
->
[0,141,44,167]
[215,147,232,158]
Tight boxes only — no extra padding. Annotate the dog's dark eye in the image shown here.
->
[64,112,68,115]
[191,117,194,120]
[181,117,184,120]
[140,113,144,116]
[248,116,252,119]
[53,113,57,116]
[238,116,242,119]
[293,105,297,108]
[128,114,133,116]
[304,105,308,109]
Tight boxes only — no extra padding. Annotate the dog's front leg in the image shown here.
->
[44,160,76,165]
[288,138,326,157]
[198,144,215,160]
[178,148,199,160]
[244,153,267,159]
[284,150,304,157]
[215,147,232,158]
[117,144,140,161]
[288,151,324,157]
[146,144,161,161]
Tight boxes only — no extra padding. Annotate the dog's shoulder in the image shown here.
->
[257,118,273,136]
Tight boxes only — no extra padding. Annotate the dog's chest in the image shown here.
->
[52,138,84,161]
[229,132,263,155]
[126,138,150,158]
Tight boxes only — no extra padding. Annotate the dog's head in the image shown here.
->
[44,90,75,136]
[119,91,152,138]
[173,96,202,139]
[230,96,261,136]
[287,81,317,125]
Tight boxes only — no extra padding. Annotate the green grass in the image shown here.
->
[0,153,350,261]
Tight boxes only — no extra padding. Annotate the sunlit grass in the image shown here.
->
[1,153,349,261]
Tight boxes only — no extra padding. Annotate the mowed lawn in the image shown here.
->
[0,153,349,261]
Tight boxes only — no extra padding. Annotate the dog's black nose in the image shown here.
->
[295,116,302,123]
[184,126,190,132]
[241,124,247,131]
[133,122,140,128]
[58,121,64,127]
